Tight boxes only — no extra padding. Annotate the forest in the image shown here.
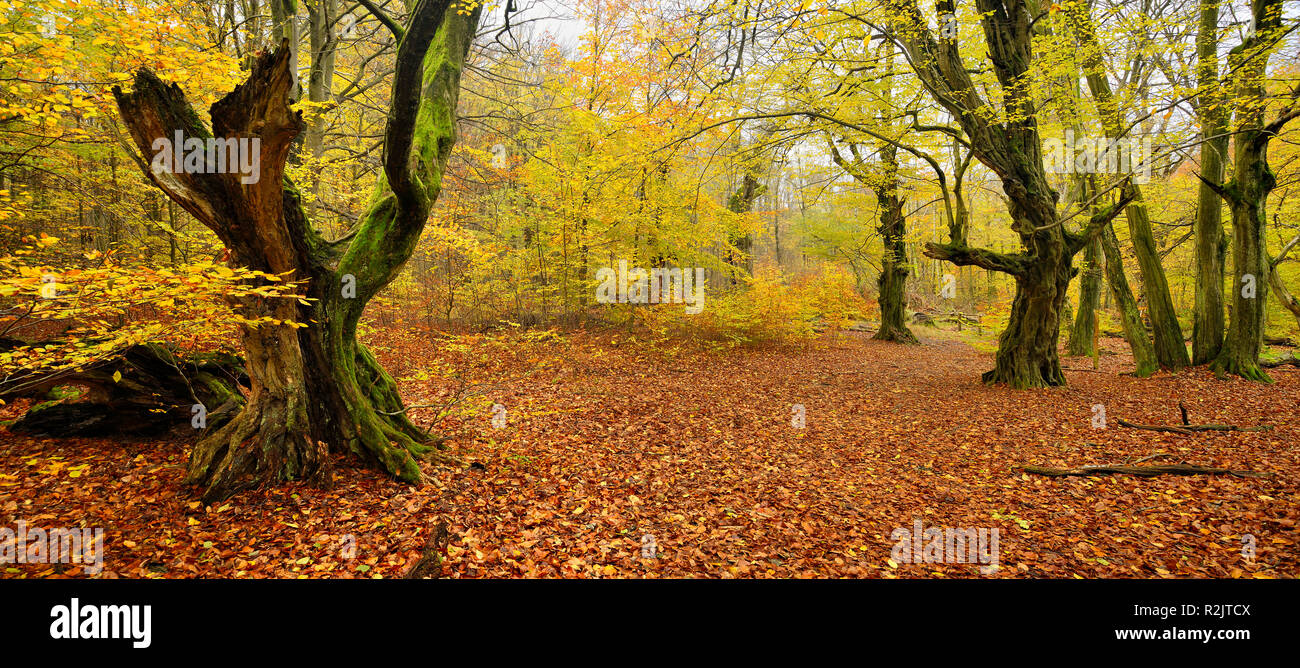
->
[0,0,1298,581]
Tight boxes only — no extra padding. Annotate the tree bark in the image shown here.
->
[1209,0,1296,382]
[1191,0,1229,364]
[113,2,483,502]
[1100,220,1159,376]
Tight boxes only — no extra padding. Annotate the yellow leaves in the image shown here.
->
[112,370,122,383]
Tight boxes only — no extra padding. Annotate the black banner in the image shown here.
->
[0,579,1290,658]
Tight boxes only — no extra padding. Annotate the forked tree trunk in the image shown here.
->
[894,0,1131,388]
[113,3,483,502]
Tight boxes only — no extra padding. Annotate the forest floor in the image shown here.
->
[3,325,1298,578]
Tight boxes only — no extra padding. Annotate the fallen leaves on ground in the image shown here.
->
[2,328,1296,578]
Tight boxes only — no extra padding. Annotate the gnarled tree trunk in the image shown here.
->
[892,0,1131,388]
[113,2,483,502]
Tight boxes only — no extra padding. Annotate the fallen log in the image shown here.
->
[1261,353,1300,368]
[1024,464,1269,478]
[3,343,247,437]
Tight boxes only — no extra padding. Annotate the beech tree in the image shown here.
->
[885,0,1133,388]
[111,0,484,502]
[1191,0,1230,365]
[1063,0,1189,372]
[1206,0,1300,381]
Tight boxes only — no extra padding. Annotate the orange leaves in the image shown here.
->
[3,325,1298,579]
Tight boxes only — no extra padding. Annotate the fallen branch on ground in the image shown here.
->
[1024,464,1269,478]
[1116,418,1272,434]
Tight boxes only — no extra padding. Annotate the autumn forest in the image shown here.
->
[1,0,1299,593]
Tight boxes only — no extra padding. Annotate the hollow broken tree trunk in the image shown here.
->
[113,2,483,502]
[891,0,1131,387]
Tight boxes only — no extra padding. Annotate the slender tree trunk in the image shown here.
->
[270,0,300,98]
[1068,235,1102,356]
[1065,168,1100,357]
[873,141,917,343]
[1191,0,1229,364]
[1066,0,1188,371]
[870,41,916,344]
[1100,220,1159,376]
[114,4,483,501]
[1210,0,1293,382]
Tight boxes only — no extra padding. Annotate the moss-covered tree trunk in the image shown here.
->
[1100,221,1159,376]
[893,0,1131,388]
[873,160,916,344]
[1190,0,1229,365]
[114,2,483,502]
[1209,0,1294,382]
[1067,235,1102,357]
[1065,172,1100,357]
